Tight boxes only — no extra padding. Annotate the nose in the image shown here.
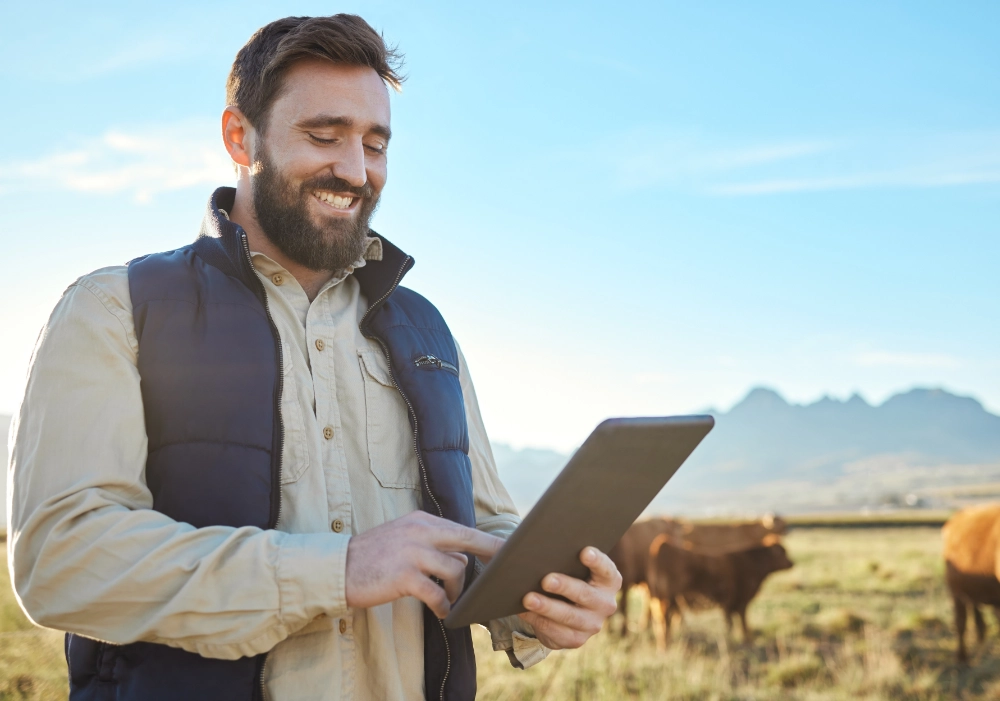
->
[332,138,367,189]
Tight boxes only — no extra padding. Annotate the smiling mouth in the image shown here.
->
[313,190,358,212]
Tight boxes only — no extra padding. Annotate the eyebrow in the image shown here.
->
[295,114,392,142]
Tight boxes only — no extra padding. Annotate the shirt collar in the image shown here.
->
[214,205,385,286]
[250,236,384,295]
[196,187,414,315]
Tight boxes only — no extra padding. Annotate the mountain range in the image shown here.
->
[493,387,1000,516]
[4,386,999,524]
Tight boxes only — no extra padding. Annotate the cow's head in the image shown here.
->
[765,543,794,572]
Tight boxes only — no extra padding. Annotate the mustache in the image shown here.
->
[302,174,375,200]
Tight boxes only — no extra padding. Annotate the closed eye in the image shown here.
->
[308,134,337,145]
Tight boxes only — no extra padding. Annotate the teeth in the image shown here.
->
[315,191,354,210]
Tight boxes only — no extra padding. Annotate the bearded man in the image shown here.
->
[7,14,620,701]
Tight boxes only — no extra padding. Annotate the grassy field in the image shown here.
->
[474,528,1000,701]
[0,547,66,700]
[3,528,1000,700]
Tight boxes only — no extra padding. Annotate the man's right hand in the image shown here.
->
[344,511,504,619]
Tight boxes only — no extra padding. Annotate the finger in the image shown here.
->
[405,512,505,559]
[518,610,589,650]
[539,573,617,618]
[446,552,469,567]
[522,591,603,637]
[580,547,622,591]
[428,522,505,560]
[417,549,467,603]
[442,571,464,605]
[411,575,451,619]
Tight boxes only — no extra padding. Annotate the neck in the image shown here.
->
[230,183,336,301]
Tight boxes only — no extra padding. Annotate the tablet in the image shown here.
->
[444,415,714,629]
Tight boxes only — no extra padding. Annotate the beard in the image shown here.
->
[250,146,380,273]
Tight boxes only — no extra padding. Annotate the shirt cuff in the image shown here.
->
[486,615,551,670]
[509,631,550,669]
[275,532,350,626]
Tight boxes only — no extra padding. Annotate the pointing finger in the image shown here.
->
[430,523,505,559]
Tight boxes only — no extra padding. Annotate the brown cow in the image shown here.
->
[608,518,681,634]
[942,503,1000,663]
[646,535,793,648]
[609,515,788,635]
[676,515,788,556]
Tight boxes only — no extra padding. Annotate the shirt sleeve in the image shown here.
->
[7,269,349,661]
[455,341,551,670]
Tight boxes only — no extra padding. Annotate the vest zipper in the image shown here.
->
[360,256,453,701]
[239,232,285,701]
[240,232,286,527]
[414,355,459,375]
[257,653,270,701]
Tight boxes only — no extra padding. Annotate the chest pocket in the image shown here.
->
[279,342,311,485]
[358,348,420,490]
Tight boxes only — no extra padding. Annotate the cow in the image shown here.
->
[675,514,788,556]
[942,503,1000,663]
[608,517,681,635]
[646,535,793,649]
[609,515,787,635]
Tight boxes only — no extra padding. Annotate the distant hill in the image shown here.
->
[493,388,1000,516]
[1,414,9,527]
[490,443,569,513]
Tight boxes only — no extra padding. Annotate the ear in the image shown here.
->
[222,106,253,168]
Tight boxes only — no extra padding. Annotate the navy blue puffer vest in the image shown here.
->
[65,188,477,701]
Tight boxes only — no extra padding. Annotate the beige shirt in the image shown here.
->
[7,237,547,701]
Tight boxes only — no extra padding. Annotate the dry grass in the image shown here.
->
[473,528,1000,701]
[4,528,1000,700]
[0,549,66,701]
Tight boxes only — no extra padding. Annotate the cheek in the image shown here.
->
[266,138,327,176]
[366,161,388,192]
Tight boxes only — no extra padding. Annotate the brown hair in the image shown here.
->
[226,15,404,133]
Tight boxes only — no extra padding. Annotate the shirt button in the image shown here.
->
[315,339,325,351]
[271,273,283,286]
[339,619,348,634]
[331,519,344,533]
[323,426,334,440]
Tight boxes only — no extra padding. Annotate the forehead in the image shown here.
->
[270,59,391,128]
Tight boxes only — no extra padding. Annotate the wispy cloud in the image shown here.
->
[591,128,1000,196]
[632,371,678,385]
[79,38,181,78]
[595,130,833,188]
[0,15,201,82]
[853,351,961,370]
[712,165,1000,195]
[1,120,233,203]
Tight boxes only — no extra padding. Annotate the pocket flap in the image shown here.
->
[358,349,395,388]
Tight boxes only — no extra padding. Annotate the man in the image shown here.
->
[7,14,620,701]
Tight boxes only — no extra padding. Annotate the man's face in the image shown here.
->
[249,60,391,272]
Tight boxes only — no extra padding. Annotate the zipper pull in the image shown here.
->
[414,355,459,374]
[414,355,442,368]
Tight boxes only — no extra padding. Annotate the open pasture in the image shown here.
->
[474,527,1000,701]
[3,527,1000,700]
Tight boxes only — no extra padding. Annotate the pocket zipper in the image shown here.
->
[414,355,459,375]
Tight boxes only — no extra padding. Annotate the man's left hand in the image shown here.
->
[517,546,621,650]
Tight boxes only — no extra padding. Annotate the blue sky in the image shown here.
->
[1,1,997,450]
